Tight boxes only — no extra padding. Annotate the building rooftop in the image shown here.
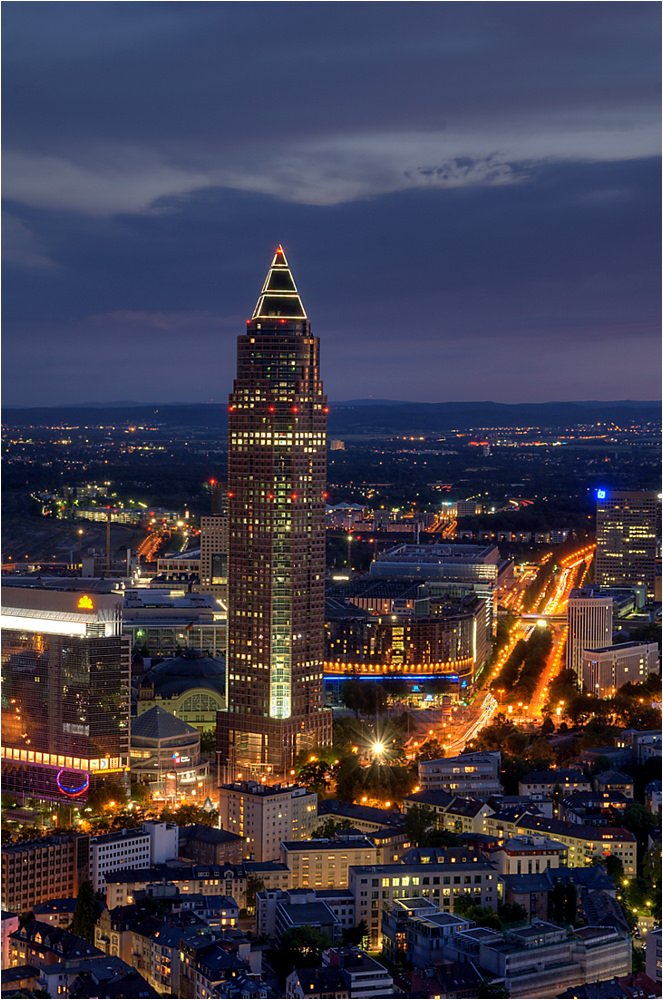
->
[281,837,375,852]
[521,769,587,783]
[132,705,199,741]
[220,780,312,798]
[179,825,245,847]
[318,799,404,827]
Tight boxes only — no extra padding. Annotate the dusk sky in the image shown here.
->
[2,2,661,408]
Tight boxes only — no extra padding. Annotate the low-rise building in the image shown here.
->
[317,800,404,834]
[502,865,616,921]
[418,752,502,797]
[485,811,637,873]
[380,896,469,967]
[593,770,635,800]
[403,789,494,834]
[645,780,662,815]
[582,641,659,698]
[123,588,225,658]
[488,834,568,875]
[219,781,317,862]
[1,911,19,969]
[281,835,379,890]
[275,894,341,944]
[559,789,630,825]
[104,860,291,910]
[257,888,355,939]
[646,927,662,987]
[178,824,247,865]
[443,921,631,999]
[286,947,394,999]
[348,860,499,948]
[32,898,77,928]
[130,706,211,804]
[518,769,591,798]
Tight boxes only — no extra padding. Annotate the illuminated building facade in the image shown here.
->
[217,247,331,774]
[198,514,228,600]
[566,587,613,679]
[1,585,130,804]
[596,489,660,601]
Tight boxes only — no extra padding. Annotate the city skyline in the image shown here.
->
[2,3,661,407]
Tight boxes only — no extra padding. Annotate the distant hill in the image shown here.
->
[2,400,660,434]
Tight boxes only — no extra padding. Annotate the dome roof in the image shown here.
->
[143,649,226,700]
[150,649,225,678]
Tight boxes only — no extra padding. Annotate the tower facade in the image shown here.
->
[566,587,613,679]
[217,247,332,775]
[596,489,660,601]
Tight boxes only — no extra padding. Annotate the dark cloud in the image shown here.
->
[1,3,660,405]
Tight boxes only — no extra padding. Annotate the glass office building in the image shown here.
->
[1,586,131,804]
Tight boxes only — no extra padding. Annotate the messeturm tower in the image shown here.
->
[216,247,332,776]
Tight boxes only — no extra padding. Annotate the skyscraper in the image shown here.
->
[217,247,332,775]
[566,587,613,679]
[596,489,660,601]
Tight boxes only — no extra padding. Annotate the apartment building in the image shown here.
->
[218,781,317,862]
[104,860,291,910]
[485,811,637,873]
[348,861,499,948]
[1,833,90,914]
[281,835,379,889]
[417,752,502,796]
[518,770,591,798]
[90,822,178,893]
[488,835,568,875]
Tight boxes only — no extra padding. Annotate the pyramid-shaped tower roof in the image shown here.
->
[252,245,307,320]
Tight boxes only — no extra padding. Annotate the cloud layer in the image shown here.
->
[2,3,660,405]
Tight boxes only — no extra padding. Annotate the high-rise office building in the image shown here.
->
[566,587,613,679]
[217,247,332,775]
[1,585,131,803]
[596,489,660,601]
[198,514,228,600]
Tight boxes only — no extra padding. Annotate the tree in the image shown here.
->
[342,919,368,946]
[200,729,217,754]
[498,902,528,924]
[310,817,353,839]
[298,760,333,794]
[277,925,330,977]
[551,881,565,923]
[86,780,127,815]
[540,717,555,737]
[340,680,366,718]
[415,738,445,762]
[130,782,151,806]
[621,802,658,846]
[564,882,578,924]
[70,880,99,942]
[643,841,662,887]
[246,875,265,911]
[592,854,623,882]
[452,897,501,931]
[403,805,438,846]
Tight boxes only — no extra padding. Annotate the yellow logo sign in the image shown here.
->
[77,595,94,610]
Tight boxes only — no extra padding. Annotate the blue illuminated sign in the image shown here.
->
[596,489,606,500]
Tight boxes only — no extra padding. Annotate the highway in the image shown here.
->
[420,543,595,752]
